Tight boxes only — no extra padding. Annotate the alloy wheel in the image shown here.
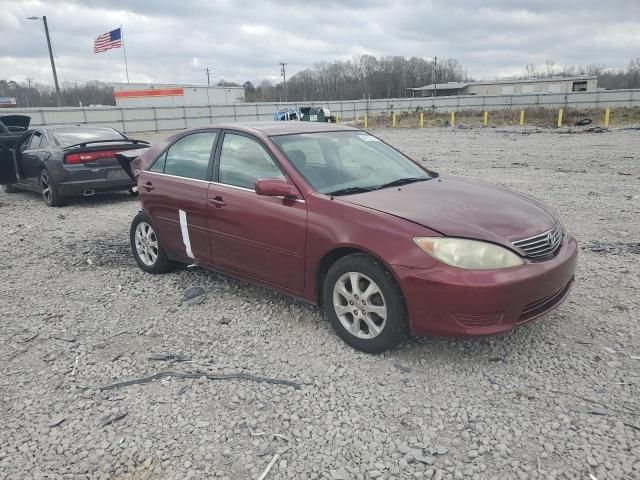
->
[134,221,159,266]
[332,272,387,339]
[41,171,53,204]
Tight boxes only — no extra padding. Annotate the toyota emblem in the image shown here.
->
[546,232,554,245]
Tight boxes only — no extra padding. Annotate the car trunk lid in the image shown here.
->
[0,115,30,130]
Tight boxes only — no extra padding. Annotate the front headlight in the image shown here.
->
[414,237,524,270]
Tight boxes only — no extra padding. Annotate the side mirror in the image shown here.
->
[254,178,300,199]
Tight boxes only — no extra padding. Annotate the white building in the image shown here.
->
[407,76,598,97]
[113,83,244,107]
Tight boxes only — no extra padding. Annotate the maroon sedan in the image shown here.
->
[126,122,577,353]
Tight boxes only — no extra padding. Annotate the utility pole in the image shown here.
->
[279,62,287,102]
[205,67,212,86]
[27,15,61,106]
[432,56,438,98]
[26,77,33,108]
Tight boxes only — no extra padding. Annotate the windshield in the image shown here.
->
[271,131,432,195]
[51,128,126,147]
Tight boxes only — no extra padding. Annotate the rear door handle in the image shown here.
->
[142,182,155,191]
[209,196,226,208]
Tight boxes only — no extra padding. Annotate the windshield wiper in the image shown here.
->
[375,176,431,190]
[327,186,376,196]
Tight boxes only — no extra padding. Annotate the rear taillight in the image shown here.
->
[64,150,121,164]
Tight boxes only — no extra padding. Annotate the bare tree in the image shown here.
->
[545,60,556,76]
[525,63,537,78]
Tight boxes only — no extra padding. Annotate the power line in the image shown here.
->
[205,67,212,86]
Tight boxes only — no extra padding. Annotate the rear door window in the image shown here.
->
[155,131,218,181]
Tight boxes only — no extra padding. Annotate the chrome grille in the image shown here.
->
[512,224,563,258]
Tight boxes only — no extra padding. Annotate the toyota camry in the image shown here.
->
[123,122,577,353]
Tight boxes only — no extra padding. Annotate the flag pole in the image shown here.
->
[120,24,130,83]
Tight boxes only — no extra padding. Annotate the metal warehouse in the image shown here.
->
[407,76,598,97]
[112,83,245,107]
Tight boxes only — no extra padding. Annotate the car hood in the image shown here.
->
[0,115,30,129]
[337,176,557,245]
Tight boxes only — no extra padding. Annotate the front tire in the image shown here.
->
[40,169,64,207]
[323,253,408,353]
[130,211,175,273]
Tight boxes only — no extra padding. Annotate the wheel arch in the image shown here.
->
[315,245,403,307]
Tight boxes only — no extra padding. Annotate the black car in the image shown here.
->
[0,125,148,206]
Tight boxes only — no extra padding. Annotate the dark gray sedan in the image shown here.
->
[0,125,148,206]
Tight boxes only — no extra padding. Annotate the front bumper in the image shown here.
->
[394,235,578,336]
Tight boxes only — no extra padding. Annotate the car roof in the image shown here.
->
[180,121,359,137]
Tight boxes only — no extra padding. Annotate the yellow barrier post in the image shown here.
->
[364,113,368,129]
[519,110,525,127]
[336,115,340,124]
[483,111,488,127]
[392,112,396,128]
[420,112,424,128]
[604,107,610,128]
[557,108,563,128]
[450,111,455,128]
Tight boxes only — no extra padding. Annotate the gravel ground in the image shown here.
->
[1,127,639,480]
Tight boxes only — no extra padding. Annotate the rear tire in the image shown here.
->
[323,253,409,353]
[1,184,19,193]
[130,211,175,274]
[40,169,64,207]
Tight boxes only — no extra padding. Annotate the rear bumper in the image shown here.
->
[394,235,578,336]
[50,163,134,196]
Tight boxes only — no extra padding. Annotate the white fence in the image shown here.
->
[8,89,640,134]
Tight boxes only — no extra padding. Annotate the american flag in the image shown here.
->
[94,28,122,53]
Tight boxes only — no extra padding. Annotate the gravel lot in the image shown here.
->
[1,127,639,480]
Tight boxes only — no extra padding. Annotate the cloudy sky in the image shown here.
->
[1,0,639,87]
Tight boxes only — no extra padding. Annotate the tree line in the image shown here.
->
[2,56,640,108]
[244,55,466,102]
[0,80,115,108]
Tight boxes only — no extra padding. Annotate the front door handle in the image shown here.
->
[209,196,226,208]
[142,182,155,191]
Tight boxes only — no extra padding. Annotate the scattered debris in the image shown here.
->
[182,287,207,302]
[99,371,303,391]
[393,362,412,373]
[71,356,79,376]
[49,415,65,427]
[109,329,130,338]
[17,333,38,343]
[556,167,587,174]
[250,430,291,443]
[602,347,617,354]
[219,316,231,325]
[257,452,281,480]
[51,335,75,343]
[617,171,632,176]
[42,313,64,321]
[574,118,592,126]
[148,353,192,363]
[584,242,640,255]
[101,412,127,427]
